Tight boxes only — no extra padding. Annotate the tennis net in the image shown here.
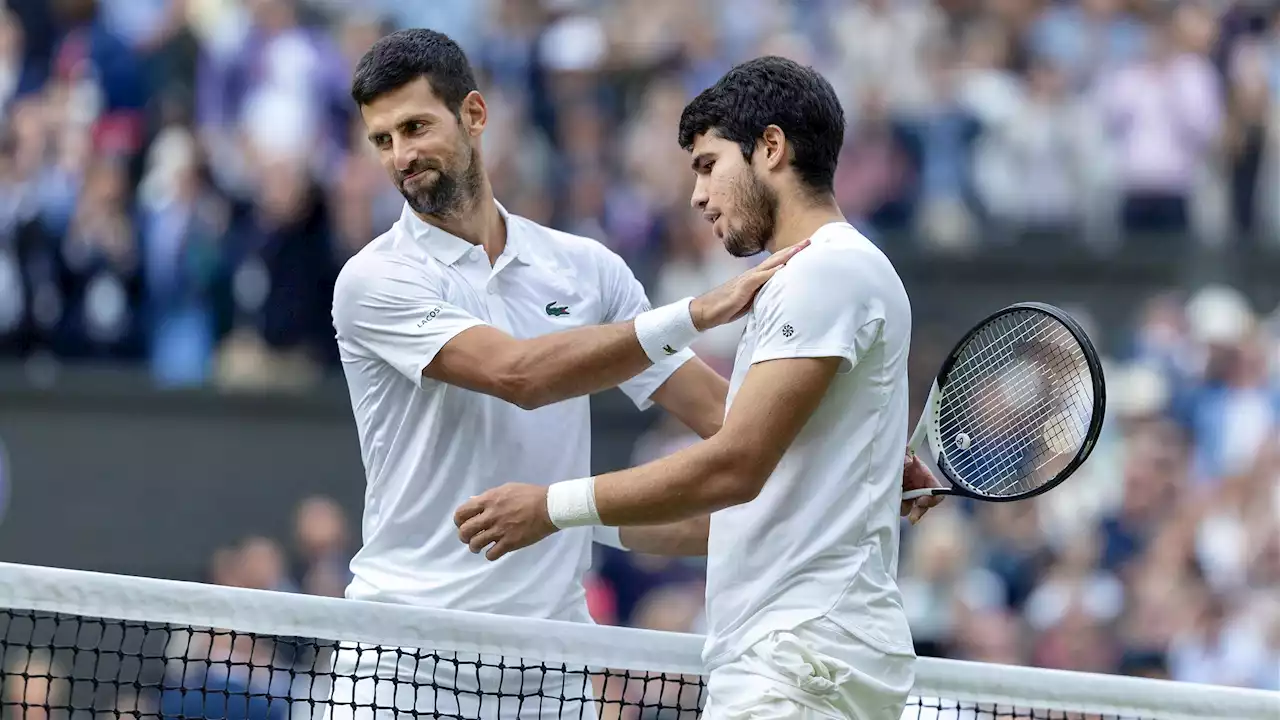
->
[0,562,1275,720]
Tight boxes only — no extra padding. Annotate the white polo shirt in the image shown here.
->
[331,203,694,622]
[703,222,915,670]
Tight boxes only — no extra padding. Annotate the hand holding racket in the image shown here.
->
[903,302,1106,504]
[901,453,945,523]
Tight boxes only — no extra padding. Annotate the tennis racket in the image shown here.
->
[903,302,1106,503]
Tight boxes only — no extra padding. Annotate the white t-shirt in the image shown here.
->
[703,222,915,670]
[331,203,693,622]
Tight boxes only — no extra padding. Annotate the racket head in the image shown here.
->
[924,302,1106,502]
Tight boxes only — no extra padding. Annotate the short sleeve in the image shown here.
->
[597,248,695,410]
[749,250,886,374]
[332,255,486,387]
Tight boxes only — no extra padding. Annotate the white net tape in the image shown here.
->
[0,563,1276,720]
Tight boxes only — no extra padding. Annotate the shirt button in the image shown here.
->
[487,286,497,295]
[469,248,482,261]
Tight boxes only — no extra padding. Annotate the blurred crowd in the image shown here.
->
[0,0,1277,704]
[0,0,1278,384]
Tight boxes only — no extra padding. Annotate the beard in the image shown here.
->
[722,170,779,258]
[397,141,483,219]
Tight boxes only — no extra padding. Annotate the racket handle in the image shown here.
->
[902,488,943,501]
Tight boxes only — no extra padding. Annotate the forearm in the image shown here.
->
[508,299,700,410]
[619,516,709,556]
[508,321,653,409]
[651,360,729,439]
[591,437,757,526]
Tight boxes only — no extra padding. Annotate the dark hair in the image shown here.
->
[350,29,477,115]
[678,56,844,195]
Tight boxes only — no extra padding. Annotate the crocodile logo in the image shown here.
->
[545,302,570,317]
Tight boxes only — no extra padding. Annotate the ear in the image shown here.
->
[759,125,787,172]
[460,90,487,138]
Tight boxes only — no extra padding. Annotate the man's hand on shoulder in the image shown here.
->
[688,239,809,330]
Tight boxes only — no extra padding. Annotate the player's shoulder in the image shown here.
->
[757,223,909,326]
[807,222,889,262]
[334,227,436,302]
[780,222,898,286]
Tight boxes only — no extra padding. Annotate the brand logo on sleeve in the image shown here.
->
[663,345,676,355]
[417,306,443,328]
[781,324,795,338]
[545,302,570,317]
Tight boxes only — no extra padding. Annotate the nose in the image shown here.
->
[690,177,708,211]
[392,139,420,174]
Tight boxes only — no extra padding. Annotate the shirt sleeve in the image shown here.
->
[749,249,887,374]
[597,247,695,410]
[332,255,487,388]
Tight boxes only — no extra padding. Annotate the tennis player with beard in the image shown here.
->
[458,56,925,719]
[327,28,818,719]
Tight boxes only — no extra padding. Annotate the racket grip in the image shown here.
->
[902,488,940,501]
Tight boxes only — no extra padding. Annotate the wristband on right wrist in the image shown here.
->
[634,297,699,363]
[547,477,601,529]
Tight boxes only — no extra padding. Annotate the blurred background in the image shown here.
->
[0,0,1277,701]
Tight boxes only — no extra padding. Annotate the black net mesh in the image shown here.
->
[0,609,704,720]
[0,609,1189,720]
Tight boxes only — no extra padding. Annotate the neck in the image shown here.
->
[766,192,845,253]
[414,177,507,261]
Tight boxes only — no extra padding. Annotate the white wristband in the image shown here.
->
[634,297,699,364]
[547,477,601,529]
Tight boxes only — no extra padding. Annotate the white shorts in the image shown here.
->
[316,643,596,720]
[703,618,915,720]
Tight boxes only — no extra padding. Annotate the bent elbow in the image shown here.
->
[707,447,771,508]
[515,390,552,411]
[700,412,725,438]
[718,478,763,508]
[492,354,550,410]
[494,371,542,410]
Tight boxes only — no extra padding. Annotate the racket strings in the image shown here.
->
[946,331,1067,493]
[968,332,1088,492]
[948,329,1091,496]
[945,317,1071,444]
[950,331,1087,495]
[937,310,1096,498]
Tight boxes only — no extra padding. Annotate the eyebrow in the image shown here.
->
[367,116,435,144]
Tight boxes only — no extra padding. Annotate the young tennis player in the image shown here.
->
[457,56,920,719]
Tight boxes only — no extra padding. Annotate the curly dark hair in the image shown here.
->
[678,56,845,195]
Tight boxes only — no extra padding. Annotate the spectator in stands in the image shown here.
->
[971,56,1101,235]
[137,123,228,385]
[1,649,68,720]
[50,0,148,157]
[1098,2,1222,234]
[836,85,920,232]
[292,495,352,597]
[160,630,290,720]
[234,536,297,593]
[53,153,144,360]
[1028,0,1148,92]
[215,145,337,389]
[1222,29,1276,236]
[0,5,24,116]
